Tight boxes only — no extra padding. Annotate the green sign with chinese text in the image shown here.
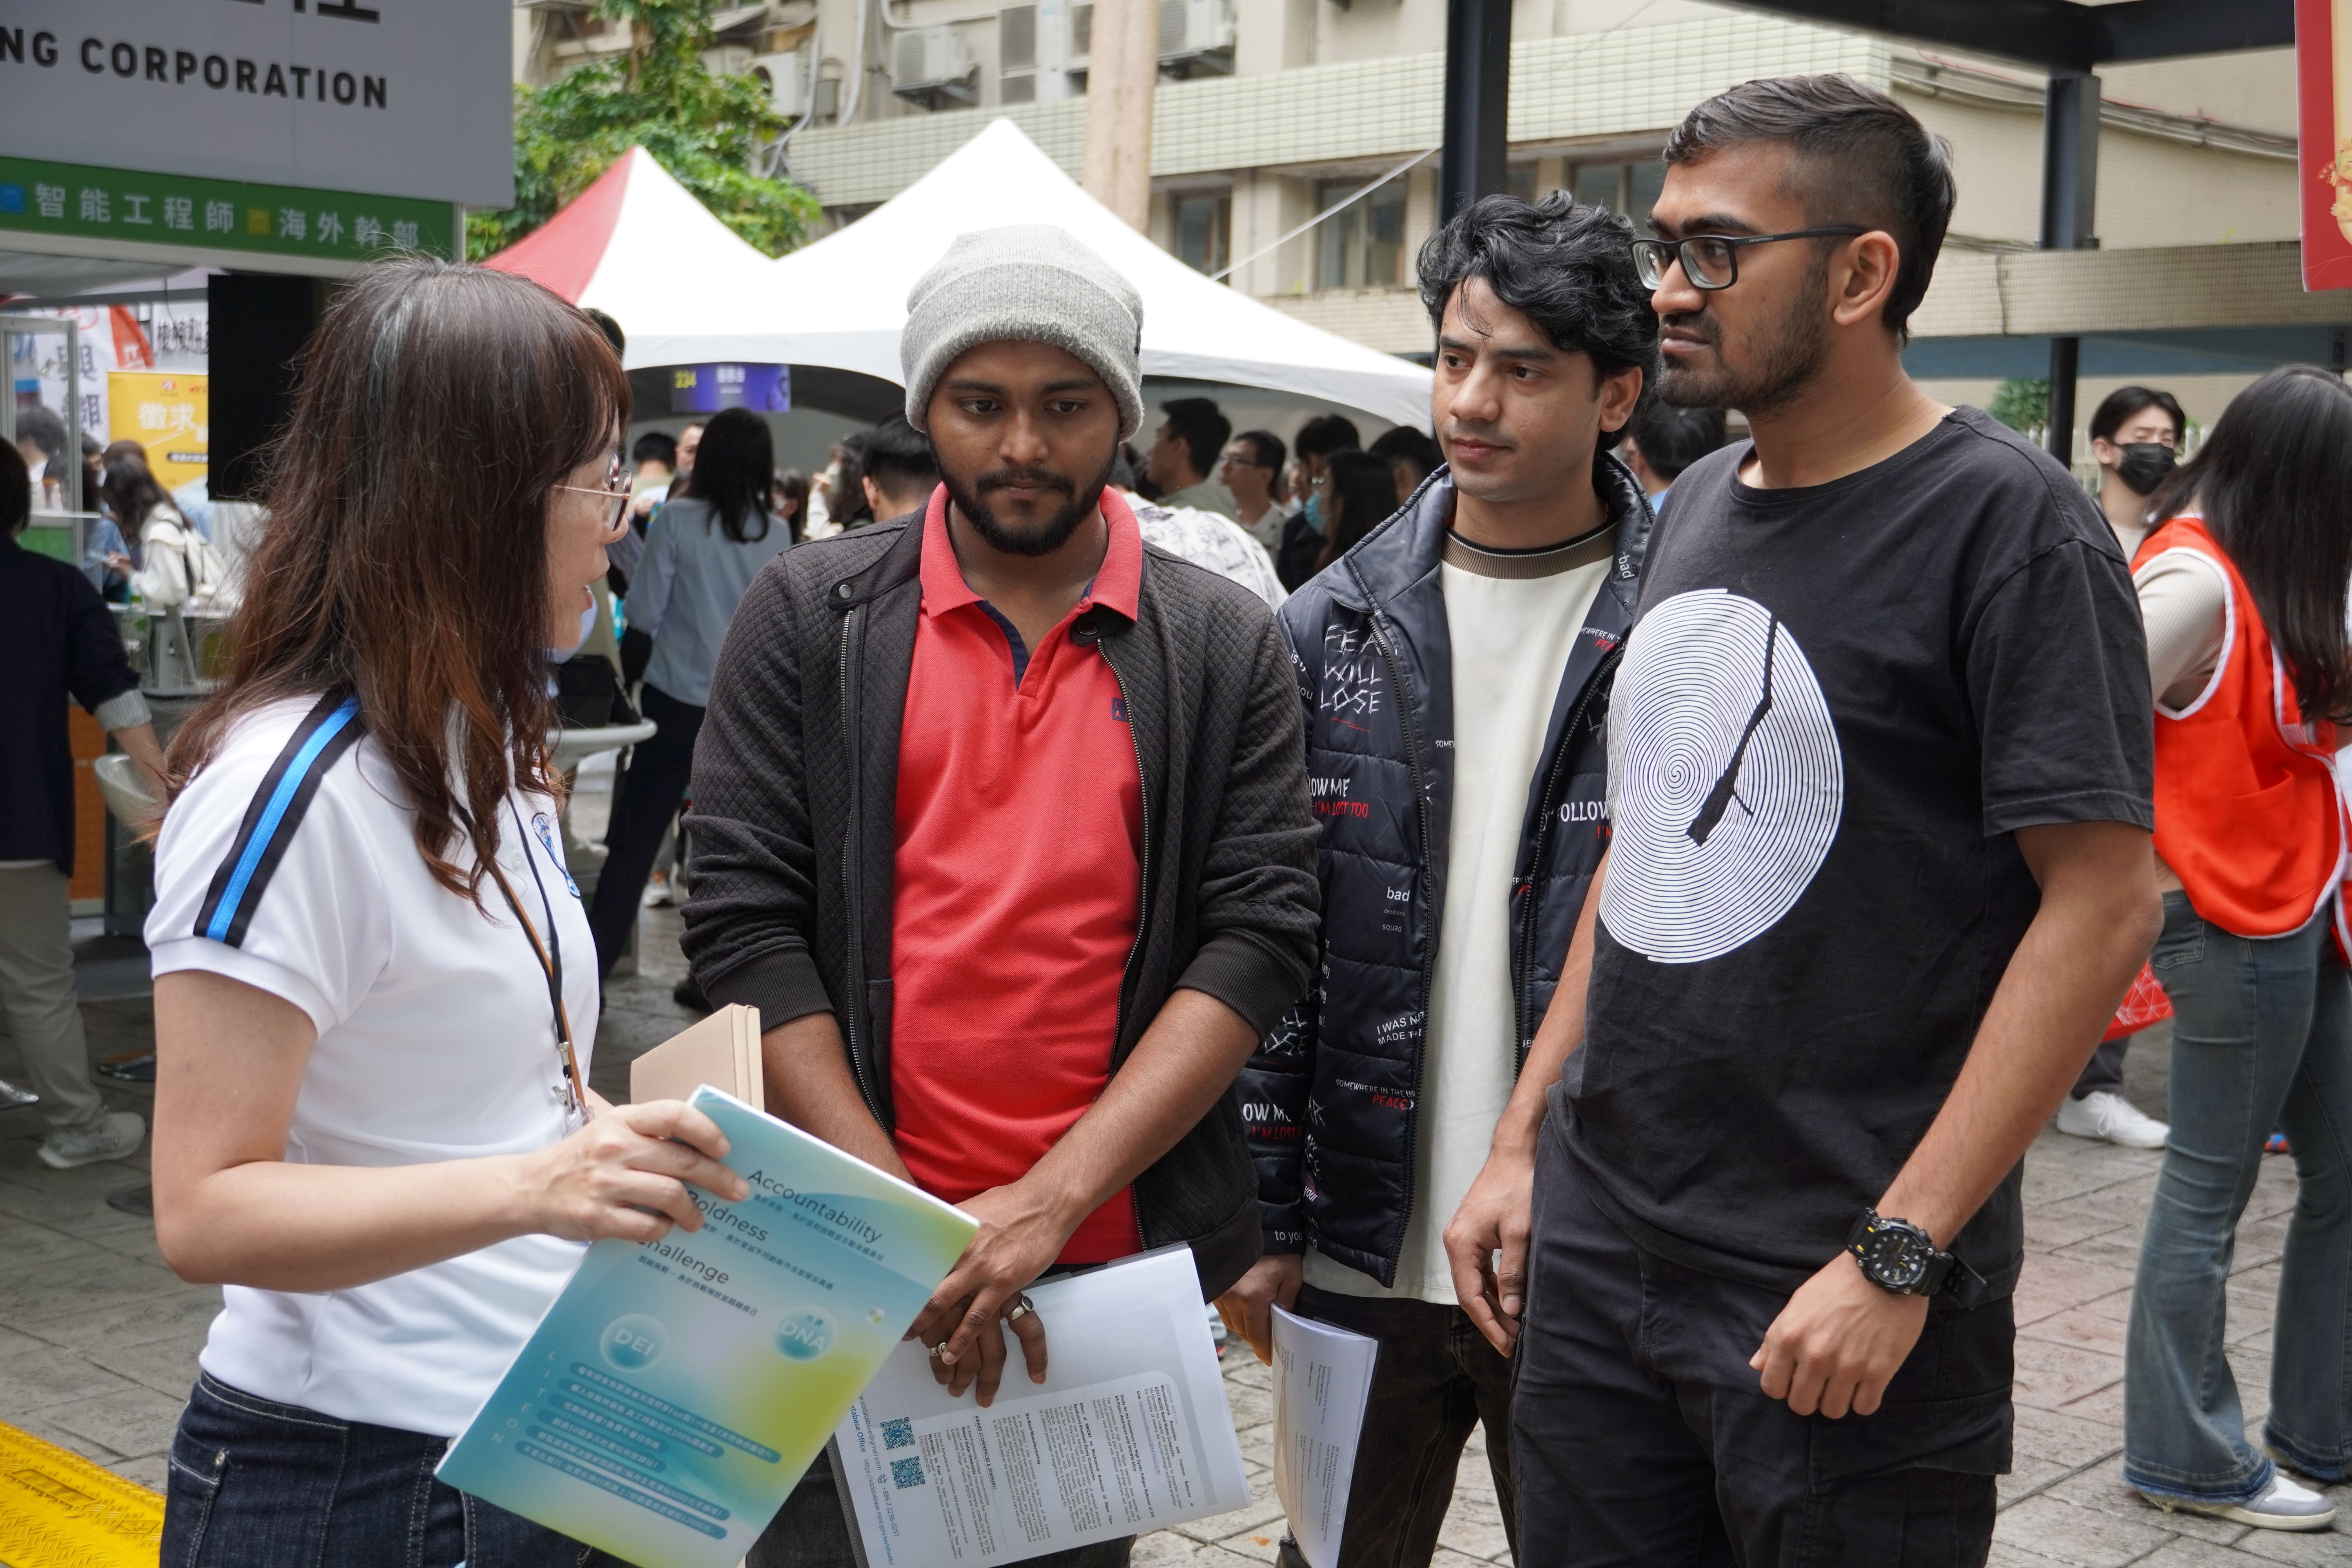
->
[0,154,454,263]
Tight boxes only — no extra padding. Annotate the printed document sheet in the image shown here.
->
[838,1247,1251,1568]
[1270,1305,1377,1568]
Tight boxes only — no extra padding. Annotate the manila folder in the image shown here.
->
[628,1002,763,1111]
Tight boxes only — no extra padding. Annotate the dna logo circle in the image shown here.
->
[1600,589,1844,964]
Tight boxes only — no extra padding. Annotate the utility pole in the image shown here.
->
[2039,69,2098,467]
[1082,0,1156,231]
[1438,0,1511,221]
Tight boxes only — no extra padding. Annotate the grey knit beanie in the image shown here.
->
[901,225,1145,440]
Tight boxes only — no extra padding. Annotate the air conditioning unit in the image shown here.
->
[748,49,810,118]
[1156,0,1232,77]
[892,25,978,107]
[701,44,755,77]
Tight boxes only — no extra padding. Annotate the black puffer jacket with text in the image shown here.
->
[1236,456,1651,1285]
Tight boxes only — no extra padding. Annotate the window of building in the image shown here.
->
[1570,157,1666,220]
[1000,3,1037,101]
[1175,192,1229,277]
[1506,166,1537,203]
[1316,178,1408,290]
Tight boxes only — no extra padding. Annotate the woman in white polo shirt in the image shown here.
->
[145,258,748,1567]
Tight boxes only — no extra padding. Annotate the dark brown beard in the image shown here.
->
[942,452,1115,557]
[1657,253,1833,419]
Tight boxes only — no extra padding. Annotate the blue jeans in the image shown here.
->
[2123,894,2352,1500]
[162,1373,624,1567]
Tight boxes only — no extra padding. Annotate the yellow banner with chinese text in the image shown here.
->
[107,370,208,492]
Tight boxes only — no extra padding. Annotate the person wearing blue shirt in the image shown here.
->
[587,407,797,977]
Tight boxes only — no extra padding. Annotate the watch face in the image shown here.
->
[1864,1225,1928,1289]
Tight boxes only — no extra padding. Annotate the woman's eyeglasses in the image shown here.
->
[1628,227,1866,291]
[554,454,633,538]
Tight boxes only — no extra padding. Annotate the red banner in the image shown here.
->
[2300,0,2352,289]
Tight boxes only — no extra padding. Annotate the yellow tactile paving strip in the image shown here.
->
[0,1420,163,1568]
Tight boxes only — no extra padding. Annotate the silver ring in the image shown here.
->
[926,1341,946,1359]
[1005,1296,1036,1324]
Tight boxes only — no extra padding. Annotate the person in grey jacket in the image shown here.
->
[586,407,793,975]
[681,226,1319,1568]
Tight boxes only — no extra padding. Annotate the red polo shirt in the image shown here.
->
[889,485,1145,1263]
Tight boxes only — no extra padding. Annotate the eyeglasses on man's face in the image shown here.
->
[554,453,633,538]
[1629,227,1867,292]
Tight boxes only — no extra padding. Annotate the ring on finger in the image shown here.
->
[1005,1295,1037,1324]
[926,1341,947,1359]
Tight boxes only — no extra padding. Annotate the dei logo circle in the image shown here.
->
[601,1313,668,1372]
[777,1307,838,1362]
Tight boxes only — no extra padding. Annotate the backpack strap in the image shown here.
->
[193,692,367,948]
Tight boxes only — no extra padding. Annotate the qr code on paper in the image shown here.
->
[891,1456,927,1489]
[882,1418,915,1450]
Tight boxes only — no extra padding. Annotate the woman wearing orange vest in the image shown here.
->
[2123,366,2352,1532]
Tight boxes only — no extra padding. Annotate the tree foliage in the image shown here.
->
[1987,377,2051,437]
[468,0,820,261]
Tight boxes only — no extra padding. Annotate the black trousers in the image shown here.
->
[2070,1034,2130,1099]
[1281,1284,1515,1568]
[1512,1121,2011,1568]
[587,682,703,979]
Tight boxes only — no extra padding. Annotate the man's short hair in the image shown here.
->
[1232,429,1286,475]
[632,430,678,469]
[1368,425,1442,483]
[2090,385,2186,446]
[1417,192,1660,450]
[1158,397,1231,479]
[1628,401,1728,481]
[862,414,939,495]
[1664,73,1956,339]
[13,405,65,460]
[1293,414,1360,463]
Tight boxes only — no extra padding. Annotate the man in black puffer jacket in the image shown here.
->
[1220,193,1659,1568]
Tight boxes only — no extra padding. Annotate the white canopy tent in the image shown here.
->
[623,120,1433,430]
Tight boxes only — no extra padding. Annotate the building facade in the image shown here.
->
[514,0,2316,433]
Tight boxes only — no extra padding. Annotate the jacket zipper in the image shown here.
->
[1361,597,1434,1279]
[836,604,888,1129]
[1096,632,1154,1243]
[1512,646,1621,1066]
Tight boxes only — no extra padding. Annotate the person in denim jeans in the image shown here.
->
[145,261,746,1567]
[2121,367,2352,1532]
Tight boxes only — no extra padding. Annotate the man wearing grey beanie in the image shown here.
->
[684,224,1321,1568]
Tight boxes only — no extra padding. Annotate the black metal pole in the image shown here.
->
[1439,0,1511,223]
[2038,69,2098,467]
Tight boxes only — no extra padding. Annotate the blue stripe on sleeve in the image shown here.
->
[201,696,361,943]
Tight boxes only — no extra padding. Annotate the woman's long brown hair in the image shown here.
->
[166,258,630,902]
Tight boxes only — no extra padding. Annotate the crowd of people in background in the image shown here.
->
[7,58,2349,1568]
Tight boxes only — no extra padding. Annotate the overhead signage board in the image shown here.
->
[0,154,457,265]
[0,1,513,210]
[2299,0,2352,290]
[671,364,792,414]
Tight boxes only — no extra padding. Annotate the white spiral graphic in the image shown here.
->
[1601,588,1844,964]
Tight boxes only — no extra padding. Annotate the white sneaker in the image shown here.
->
[2056,1090,2169,1149]
[2141,1473,2337,1531]
[38,1111,147,1170]
[641,871,674,909]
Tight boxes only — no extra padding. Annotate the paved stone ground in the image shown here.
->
[1,885,2345,1563]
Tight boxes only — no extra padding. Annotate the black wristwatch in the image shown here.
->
[1846,1210,1959,1296]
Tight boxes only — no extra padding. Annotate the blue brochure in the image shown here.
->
[438,1087,979,1568]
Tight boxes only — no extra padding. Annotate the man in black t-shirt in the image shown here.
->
[1450,76,2162,1565]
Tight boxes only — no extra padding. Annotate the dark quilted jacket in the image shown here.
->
[1238,457,1652,1285]
[680,510,1322,1300]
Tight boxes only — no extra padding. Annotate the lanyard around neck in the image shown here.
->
[473,799,588,1129]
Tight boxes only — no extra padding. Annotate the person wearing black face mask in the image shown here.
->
[2090,385,2187,556]
[2049,385,2192,1152]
